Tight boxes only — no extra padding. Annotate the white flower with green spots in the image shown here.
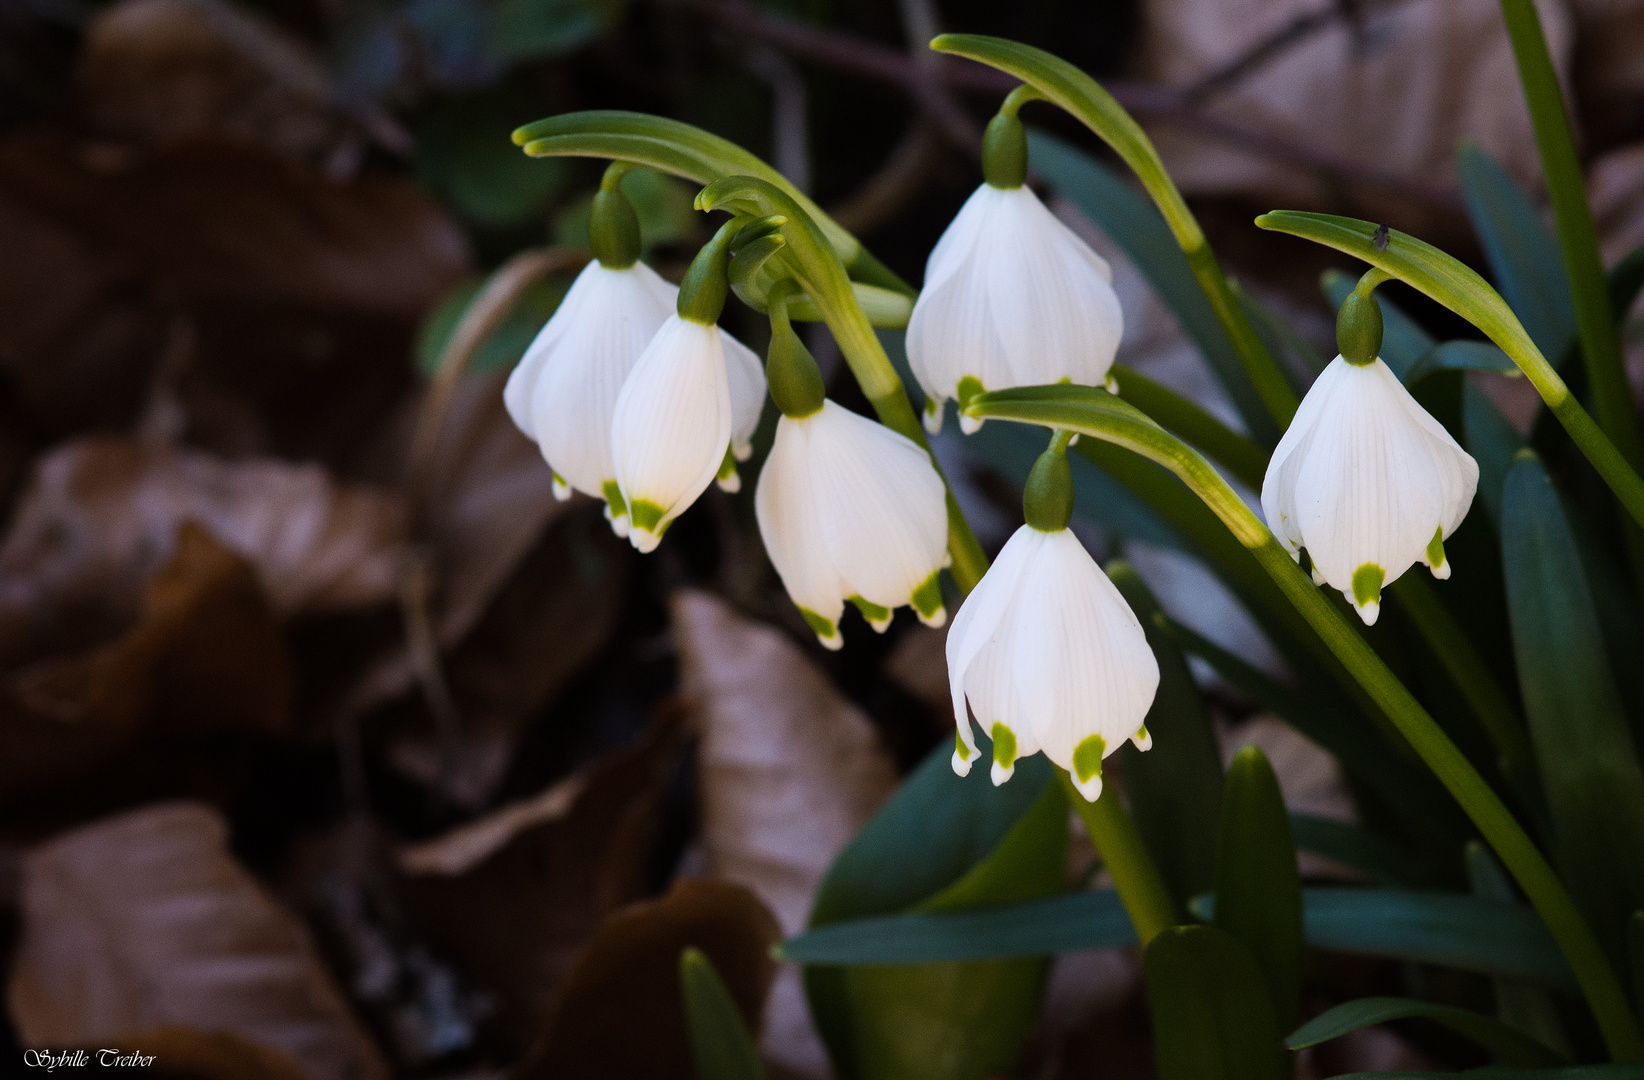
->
[946,524,1158,801]
[503,259,677,535]
[755,400,950,650]
[1262,354,1479,625]
[906,183,1123,435]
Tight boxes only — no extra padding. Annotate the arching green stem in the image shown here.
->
[1257,211,1644,536]
[967,383,1644,1062]
[931,34,1298,428]
[695,175,987,591]
[1060,771,1179,945]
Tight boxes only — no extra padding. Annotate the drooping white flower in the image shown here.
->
[610,315,737,553]
[756,400,950,649]
[503,259,677,532]
[1262,355,1479,625]
[946,524,1158,801]
[719,332,767,492]
[907,183,1124,434]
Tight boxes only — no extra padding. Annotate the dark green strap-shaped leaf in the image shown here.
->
[1215,746,1303,1032]
[1105,564,1224,909]
[787,888,1574,990]
[1158,614,1463,839]
[1024,128,1277,444]
[804,735,1064,1080]
[1501,453,1644,960]
[1469,841,1573,1057]
[1145,924,1289,1080]
[1286,996,1566,1066]
[1408,340,1521,383]
[1289,813,1420,888]
[680,948,766,1080]
[782,890,1137,965]
[1330,1068,1644,1079]
[1457,143,1577,364]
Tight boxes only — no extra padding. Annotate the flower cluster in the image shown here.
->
[503,105,1481,801]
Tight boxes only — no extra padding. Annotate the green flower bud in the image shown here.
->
[589,162,641,269]
[766,280,825,418]
[1024,431,1074,531]
[678,218,745,325]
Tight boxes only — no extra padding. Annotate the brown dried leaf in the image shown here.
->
[512,878,781,1080]
[77,0,394,171]
[8,801,390,1080]
[671,589,899,1079]
[0,437,404,664]
[0,522,294,809]
[1139,0,1572,233]
[400,705,685,1047]
[0,132,468,457]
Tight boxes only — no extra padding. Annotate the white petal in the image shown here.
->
[515,262,675,498]
[945,525,1039,772]
[755,415,846,646]
[723,330,768,458]
[1010,531,1158,789]
[907,186,1010,405]
[806,402,949,611]
[611,317,733,551]
[1262,354,1353,556]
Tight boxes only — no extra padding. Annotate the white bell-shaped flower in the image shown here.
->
[720,332,767,492]
[906,183,1123,435]
[503,259,677,534]
[756,400,950,649]
[947,524,1159,801]
[610,315,736,553]
[1263,353,1478,625]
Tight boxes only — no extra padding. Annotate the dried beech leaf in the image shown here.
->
[77,0,400,169]
[0,436,405,657]
[0,522,293,808]
[401,705,685,1046]
[1139,0,1572,233]
[513,878,781,1080]
[671,589,899,1079]
[8,801,390,1080]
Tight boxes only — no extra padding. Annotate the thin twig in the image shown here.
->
[669,0,1464,215]
[1181,0,1398,103]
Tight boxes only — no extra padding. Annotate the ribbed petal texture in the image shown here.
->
[946,526,1157,799]
[503,261,677,506]
[610,317,734,552]
[724,332,768,462]
[907,184,1123,432]
[1262,356,1479,624]
[755,402,949,649]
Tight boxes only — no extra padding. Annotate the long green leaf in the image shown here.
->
[1286,996,1566,1066]
[1024,128,1277,443]
[1109,365,1268,489]
[1501,452,1644,960]
[1215,746,1304,1032]
[932,34,1298,427]
[680,948,767,1080]
[1499,0,1644,532]
[1108,563,1224,909]
[787,888,1574,990]
[804,736,1065,1080]
[1289,813,1420,888]
[1257,210,1644,537]
[1145,925,1289,1080]
[1457,143,1577,363]
[1469,842,1573,1057]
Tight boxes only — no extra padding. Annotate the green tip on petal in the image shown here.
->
[799,607,842,650]
[715,445,740,492]
[1072,734,1106,784]
[954,730,971,761]
[989,722,1018,785]
[911,571,946,626]
[956,375,985,407]
[629,499,665,534]
[1351,562,1384,625]
[1425,526,1450,579]
[550,472,571,501]
[850,595,893,632]
[1130,725,1152,751]
[602,480,628,519]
